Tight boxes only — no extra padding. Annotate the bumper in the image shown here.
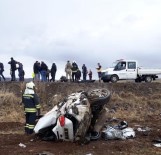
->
[101,75,111,81]
[52,117,74,141]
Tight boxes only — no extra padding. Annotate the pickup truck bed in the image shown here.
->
[138,68,161,75]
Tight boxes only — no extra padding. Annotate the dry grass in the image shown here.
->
[107,91,161,121]
[0,90,24,122]
[1,82,161,124]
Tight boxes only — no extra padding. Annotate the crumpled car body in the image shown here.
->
[34,89,111,142]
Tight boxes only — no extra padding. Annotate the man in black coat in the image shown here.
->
[50,63,57,82]
[8,57,18,81]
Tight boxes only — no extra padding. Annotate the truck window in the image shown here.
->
[114,62,126,70]
[128,62,136,69]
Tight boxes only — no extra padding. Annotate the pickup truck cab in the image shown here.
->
[101,60,161,83]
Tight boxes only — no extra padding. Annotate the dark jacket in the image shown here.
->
[51,63,57,74]
[33,62,40,74]
[41,62,48,71]
[82,65,87,74]
[8,59,17,71]
[0,63,4,73]
[76,69,81,79]
[22,93,41,113]
[72,62,78,72]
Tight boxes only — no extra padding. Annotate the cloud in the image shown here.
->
[1,0,161,79]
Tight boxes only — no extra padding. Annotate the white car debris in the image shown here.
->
[34,89,111,143]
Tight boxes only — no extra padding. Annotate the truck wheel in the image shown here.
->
[145,76,152,83]
[111,75,118,83]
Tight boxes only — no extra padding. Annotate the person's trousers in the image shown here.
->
[11,70,16,81]
[25,112,36,134]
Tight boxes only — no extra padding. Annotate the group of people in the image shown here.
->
[33,61,57,82]
[65,60,93,82]
[33,60,95,82]
[0,57,25,82]
[8,57,25,81]
[0,57,103,82]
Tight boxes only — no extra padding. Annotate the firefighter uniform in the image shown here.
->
[22,82,41,134]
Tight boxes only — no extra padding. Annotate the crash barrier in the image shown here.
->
[34,88,111,143]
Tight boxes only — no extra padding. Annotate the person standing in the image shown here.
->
[22,81,41,134]
[50,63,57,82]
[8,57,18,81]
[0,62,5,81]
[88,69,92,80]
[65,60,72,82]
[17,62,25,81]
[46,69,50,82]
[33,61,40,82]
[82,64,87,81]
[76,68,81,81]
[40,61,48,82]
[71,61,78,82]
[96,63,102,82]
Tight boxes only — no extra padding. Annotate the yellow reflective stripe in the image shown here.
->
[25,110,36,112]
[23,94,34,98]
[28,125,35,129]
[36,104,41,108]
[25,108,36,112]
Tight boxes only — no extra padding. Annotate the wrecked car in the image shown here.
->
[34,89,111,143]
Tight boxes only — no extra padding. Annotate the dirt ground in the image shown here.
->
[1,81,161,155]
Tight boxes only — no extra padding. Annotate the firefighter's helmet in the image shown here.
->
[26,81,35,89]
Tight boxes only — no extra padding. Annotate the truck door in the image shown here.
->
[114,61,127,80]
[126,61,137,79]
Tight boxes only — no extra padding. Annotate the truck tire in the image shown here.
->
[111,75,118,83]
[145,76,152,83]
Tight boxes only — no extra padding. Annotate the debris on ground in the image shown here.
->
[153,143,161,148]
[18,143,26,148]
[137,127,151,136]
[101,121,135,140]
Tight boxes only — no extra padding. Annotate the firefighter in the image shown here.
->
[22,81,41,134]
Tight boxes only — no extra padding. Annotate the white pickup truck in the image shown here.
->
[101,60,161,83]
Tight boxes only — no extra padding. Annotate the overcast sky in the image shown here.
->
[0,0,161,79]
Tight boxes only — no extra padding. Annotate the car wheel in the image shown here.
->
[111,75,118,83]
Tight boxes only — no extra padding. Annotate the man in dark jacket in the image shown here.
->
[33,61,40,82]
[8,57,18,81]
[17,62,25,81]
[50,63,57,82]
[72,61,78,82]
[82,64,87,81]
[22,81,41,134]
[0,62,5,81]
[40,61,48,82]
[76,68,81,81]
